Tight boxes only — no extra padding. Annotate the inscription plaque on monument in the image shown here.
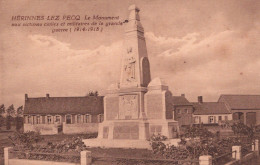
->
[113,122,139,139]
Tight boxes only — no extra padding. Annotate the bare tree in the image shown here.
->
[0,104,5,130]
[6,104,15,130]
[0,104,5,116]
[16,106,24,131]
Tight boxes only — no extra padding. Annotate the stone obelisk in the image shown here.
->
[120,4,151,89]
[118,4,151,121]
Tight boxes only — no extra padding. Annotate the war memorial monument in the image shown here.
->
[83,5,179,149]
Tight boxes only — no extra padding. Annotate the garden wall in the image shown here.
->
[24,123,58,135]
[62,122,98,134]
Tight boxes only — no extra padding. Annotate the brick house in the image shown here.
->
[23,94,104,135]
[173,94,194,126]
[193,96,232,125]
[218,95,260,126]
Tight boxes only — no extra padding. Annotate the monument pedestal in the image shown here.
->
[83,119,179,149]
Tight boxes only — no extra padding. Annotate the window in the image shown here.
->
[77,115,81,123]
[55,116,61,124]
[28,116,31,124]
[47,116,52,124]
[177,109,181,114]
[184,109,188,113]
[66,115,72,124]
[36,116,41,124]
[209,116,214,123]
[85,114,91,123]
[225,116,228,121]
[98,114,104,123]
[32,115,36,124]
[218,116,222,121]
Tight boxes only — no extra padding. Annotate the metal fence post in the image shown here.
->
[4,147,13,165]
[81,150,92,165]
[232,146,241,160]
[199,155,212,165]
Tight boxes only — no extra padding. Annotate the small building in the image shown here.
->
[218,95,260,126]
[193,96,232,125]
[23,94,104,135]
[172,94,194,126]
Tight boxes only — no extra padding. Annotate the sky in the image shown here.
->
[0,0,260,108]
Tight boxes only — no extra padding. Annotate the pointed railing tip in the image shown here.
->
[128,4,140,11]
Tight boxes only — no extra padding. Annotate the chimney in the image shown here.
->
[25,94,28,101]
[198,96,203,103]
[46,93,50,98]
[181,94,185,97]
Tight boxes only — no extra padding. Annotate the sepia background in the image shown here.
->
[0,0,260,107]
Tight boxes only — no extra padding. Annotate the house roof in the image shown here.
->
[24,96,104,115]
[218,95,260,110]
[172,96,192,106]
[193,102,231,115]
